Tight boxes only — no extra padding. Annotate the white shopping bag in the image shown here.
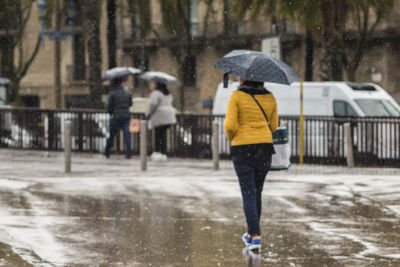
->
[271,127,291,170]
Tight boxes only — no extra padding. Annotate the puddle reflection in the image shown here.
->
[1,186,399,266]
[242,247,261,267]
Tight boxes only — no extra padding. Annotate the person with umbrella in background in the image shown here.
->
[103,67,140,159]
[215,50,299,252]
[139,72,178,161]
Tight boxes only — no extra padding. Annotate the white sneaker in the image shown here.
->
[160,153,167,161]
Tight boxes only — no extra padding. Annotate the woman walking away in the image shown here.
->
[147,81,176,161]
[224,77,278,251]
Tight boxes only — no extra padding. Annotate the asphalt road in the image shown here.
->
[0,149,399,266]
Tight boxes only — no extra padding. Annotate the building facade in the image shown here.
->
[6,0,114,109]
[122,0,400,113]
[4,0,400,112]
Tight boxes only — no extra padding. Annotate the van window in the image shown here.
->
[347,83,376,91]
[334,100,357,117]
[355,99,400,117]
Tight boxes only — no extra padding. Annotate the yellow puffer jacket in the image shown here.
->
[224,89,278,146]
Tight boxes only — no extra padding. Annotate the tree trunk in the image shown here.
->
[0,36,20,105]
[320,39,343,81]
[331,49,343,81]
[54,0,62,108]
[305,30,314,81]
[55,38,62,108]
[346,68,356,82]
[319,37,333,81]
[319,0,347,81]
[8,78,21,106]
[0,36,15,82]
[177,70,185,113]
[107,0,117,69]
[343,33,367,82]
[84,0,103,108]
[173,49,185,113]
[223,0,231,35]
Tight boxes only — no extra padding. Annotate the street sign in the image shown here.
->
[261,37,281,60]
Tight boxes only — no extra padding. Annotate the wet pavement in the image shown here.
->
[0,149,399,266]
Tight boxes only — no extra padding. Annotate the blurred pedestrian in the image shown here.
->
[147,81,176,161]
[224,77,278,251]
[104,76,133,159]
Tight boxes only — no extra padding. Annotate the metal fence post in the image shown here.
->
[78,112,83,152]
[140,120,147,171]
[212,121,219,170]
[299,80,304,164]
[48,111,55,150]
[281,121,288,128]
[64,121,71,173]
[344,122,354,168]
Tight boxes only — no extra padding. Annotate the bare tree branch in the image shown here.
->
[18,35,41,80]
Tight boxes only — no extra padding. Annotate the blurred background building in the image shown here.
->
[2,0,400,112]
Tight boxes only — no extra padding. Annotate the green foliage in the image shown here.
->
[233,0,278,20]
[156,0,214,112]
[342,0,394,81]
[158,0,215,39]
[348,0,394,35]
[233,0,394,80]
[279,0,321,31]
[127,0,151,38]
[159,0,192,38]
[234,0,321,31]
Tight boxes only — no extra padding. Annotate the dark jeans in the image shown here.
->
[232,152,272,236]
[105,115,131,156]
[154,125,170,154]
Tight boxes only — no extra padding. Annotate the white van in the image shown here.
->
[213,81,400,117]
[213,81,400,158]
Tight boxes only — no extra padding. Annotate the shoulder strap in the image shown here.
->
[249,94,273,133]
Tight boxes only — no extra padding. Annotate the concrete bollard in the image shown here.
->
[64,121,71,173]
[212,121,219,170]
[140,120,147,171]
[344,122,354,168]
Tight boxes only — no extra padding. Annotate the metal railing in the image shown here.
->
[351,117,400,166]
[0,107,117,152]
[1,107,399,167]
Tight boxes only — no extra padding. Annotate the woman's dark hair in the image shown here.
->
[242,80,264,88]
[156,82,170,95]
[111,77,123,88]
[111,75,128,88]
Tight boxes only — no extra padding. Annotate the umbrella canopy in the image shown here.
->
[139,71,179,86]
[214,50,299,85]
[102,67,141,81]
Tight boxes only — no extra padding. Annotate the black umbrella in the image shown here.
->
[214,50,299,86]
